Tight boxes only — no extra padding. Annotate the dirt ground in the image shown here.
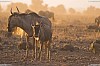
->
[0,24,100,66]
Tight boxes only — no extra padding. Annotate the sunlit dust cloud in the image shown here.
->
[0,0,100,11]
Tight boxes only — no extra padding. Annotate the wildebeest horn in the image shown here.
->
[16,6,20,13]
[10,8,13,14]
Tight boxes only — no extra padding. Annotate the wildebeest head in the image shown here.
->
[8,7,35,37]
[8,15,19,32]
[8,7,20,33]
[34,21,40,37]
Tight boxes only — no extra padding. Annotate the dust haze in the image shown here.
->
[0,0,100,28]
[0,0,100,66]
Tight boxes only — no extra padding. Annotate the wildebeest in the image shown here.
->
[38,10,55,21]
[89,39,100,54]
[95,16,100,27]
[27,12,52,61]
[33,20,52,61]
[8,8,52,61]
[8,8,35,60]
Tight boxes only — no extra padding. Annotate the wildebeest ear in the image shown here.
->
[10,8,13,14]
[16,6,20,13]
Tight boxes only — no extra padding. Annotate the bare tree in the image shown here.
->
[50,5,66,15]
[30,0,48,12]
[68,8,76,14]
[82,6,100,17]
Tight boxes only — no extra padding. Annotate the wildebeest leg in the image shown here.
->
[45,42,48,59]
[32,36,35,59]
[39,42,43,61]
[26,35,29,59]
[47,41,51,61]
[34,39,38,60]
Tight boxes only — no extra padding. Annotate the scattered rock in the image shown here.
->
[60,44,77,52]
[59,41,67,43]
[3,41,9,45]
[69,25,74,27]
[74,46,79,51]
[53,36,58,40]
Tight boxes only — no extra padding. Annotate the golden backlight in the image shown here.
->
[0,0,100,11]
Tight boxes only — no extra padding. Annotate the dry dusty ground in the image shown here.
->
[0,24,100,66]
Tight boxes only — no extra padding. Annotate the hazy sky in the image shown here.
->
[0,0,100,11]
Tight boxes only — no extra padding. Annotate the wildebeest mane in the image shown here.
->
[19,13,27,16]
[29,12,41,18]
